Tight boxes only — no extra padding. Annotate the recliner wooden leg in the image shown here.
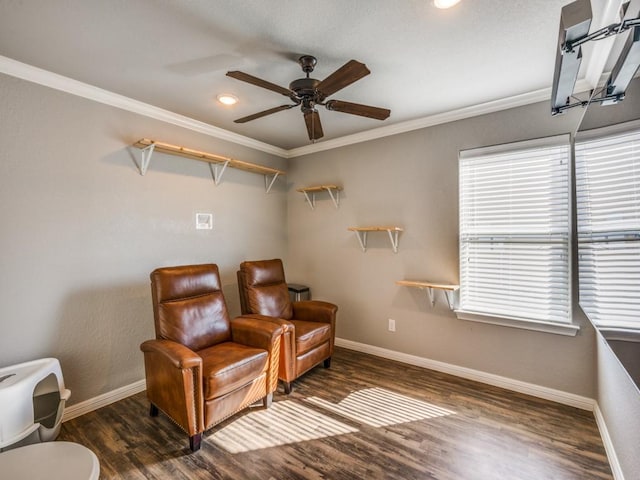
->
[283,381,292,394]
[263,392,273,408]
[149,403,159,417]
[324,357,332,368]
[189,433,202,452]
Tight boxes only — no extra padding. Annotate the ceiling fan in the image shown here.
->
[226,55,391,142]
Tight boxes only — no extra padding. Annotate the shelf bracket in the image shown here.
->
[443,290,456,310]
[265,172,280,193]
[325,187,340,209]
[302,191,316,210]
[209,160,230,186]
[387,229,400,253]
[139,143,155,176]
[425,288,456,309]
[355,231,368,252]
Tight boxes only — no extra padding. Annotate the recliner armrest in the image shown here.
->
[140,338,205,437]
[239,314,295,333]
[140,339,202,369]
[231,315,284,351]
[292,300,338,324]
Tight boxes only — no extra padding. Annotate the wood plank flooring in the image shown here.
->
[59,347,612,479]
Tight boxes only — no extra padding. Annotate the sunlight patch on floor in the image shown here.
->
[208,400,358,453]
[305,387,456,427]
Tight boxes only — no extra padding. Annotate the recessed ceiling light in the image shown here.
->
[434,0,461,8]
[217,94,238,106]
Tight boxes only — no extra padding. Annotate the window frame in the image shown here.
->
[456,134,579,336]
[575,119,640,336]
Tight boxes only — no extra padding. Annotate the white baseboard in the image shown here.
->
[593,403,625,480]
[62,379,146,422]
[335,337,596,411]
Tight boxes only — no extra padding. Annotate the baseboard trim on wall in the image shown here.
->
[593,403,625,480]
[335,337,596,411]
[62,379,146,423]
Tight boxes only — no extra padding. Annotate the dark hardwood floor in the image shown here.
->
[59,347,612,479]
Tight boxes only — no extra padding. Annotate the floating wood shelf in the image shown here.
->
[133,138,285,192]
[297,185,342,209]
[348,226,403,253]
[396,280,459,309]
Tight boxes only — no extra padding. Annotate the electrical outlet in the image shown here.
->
[388,318,396,332]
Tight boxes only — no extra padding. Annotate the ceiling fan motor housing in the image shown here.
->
[289,77,321,100]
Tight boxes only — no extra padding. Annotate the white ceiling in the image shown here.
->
[0,0,616,152]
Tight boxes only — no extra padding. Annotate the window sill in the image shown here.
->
[454,310,579,337]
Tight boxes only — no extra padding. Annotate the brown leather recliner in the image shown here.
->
[237,259,337,394]
[140,264,282,451]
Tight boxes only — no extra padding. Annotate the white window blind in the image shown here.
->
[575,128,640,331]
[459,136,571,325]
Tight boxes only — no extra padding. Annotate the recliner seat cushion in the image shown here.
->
[199,342,268,400]
[291,320,332,356]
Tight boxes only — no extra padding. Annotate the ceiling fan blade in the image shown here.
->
[316,60,370,98]
[226,70,292,97]
[234,104,296,123]
[304,110,324,141]
[325,100,390,120]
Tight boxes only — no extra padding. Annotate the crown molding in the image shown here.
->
[0,55,289,158]
[288,85,568,158]
[0,55,603,160]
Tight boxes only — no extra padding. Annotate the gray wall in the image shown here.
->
[286,99,598,398]
[0,73,288,404]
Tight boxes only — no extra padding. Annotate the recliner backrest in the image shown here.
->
[238,259,293,320]
[150,264,231,351]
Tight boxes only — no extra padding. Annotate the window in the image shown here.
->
[458,135,576,335]
[575,126,640,333]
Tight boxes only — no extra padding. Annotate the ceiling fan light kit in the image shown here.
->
[226,55,391,142]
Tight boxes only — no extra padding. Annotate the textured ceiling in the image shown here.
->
[0,0,616,151]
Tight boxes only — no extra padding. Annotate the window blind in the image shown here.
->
[459,137,571,324]
[575,128,640,330]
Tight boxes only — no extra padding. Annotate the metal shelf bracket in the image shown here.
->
[387,229,400,254]
[209,160,230,185]
[302,190,316,210]
[139,143,155,176]
[355,231,368,252]
[265,172,280,193]
[426,288,457,310]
